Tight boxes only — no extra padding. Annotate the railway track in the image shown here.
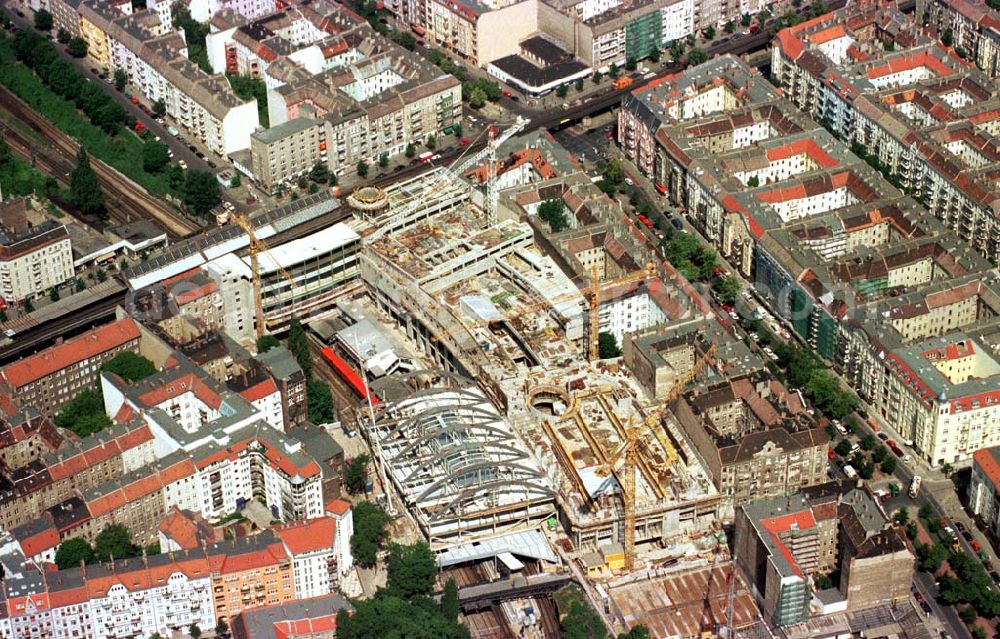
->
[0,84,198,238]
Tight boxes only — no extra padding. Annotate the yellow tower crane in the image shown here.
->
[230,213,297,339]
[597,341,718,571]
[587,262,657,361]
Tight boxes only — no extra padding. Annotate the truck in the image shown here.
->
[909,475,921,498]
[613,76,634,90]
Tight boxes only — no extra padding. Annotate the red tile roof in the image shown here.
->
[241,378,279,404]
[47,425,154,481]
[17,522,60,558]
[325,499,351,516]
[274,517,336,555]
[87,458,197,517]
[158,506,217,550]
[137,373,222,410]
[274,614,339,639]
[0,319,140,388]
[975,448,1000,488]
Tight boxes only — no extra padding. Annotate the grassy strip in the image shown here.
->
[0,33,176,196]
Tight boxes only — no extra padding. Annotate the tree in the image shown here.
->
[592,70,603,84]
[24,298,34,313]
[57,27,71,43]
[183,170,221,216]
[538,198,569,232]
[34,9,53,30]
[834,439,852,457]
[442,578,460,622]
[307,379,334,424]
[959,606,978,624]
[881,457,897,474]
[426,135,436,149]
[379,153,389,168]
[386,541,438,599]
[152,99,166,118]
[686,48,709,66]
[230,174,241,188]
[49,287,60,302]
[919,503,933,520]
[649,47,660,63]
[608,62,619,78]
[114,68,127,91]
[357,161,368,177]
[741,12,752,26]
[336,593,470,639]
[712,276,741,305]
[467,86,487,108]
[703,26,716,40]
[599,332,621,359]
[859,434,876,451]
[94,524,138,562]
[256,334,280,353]
[55,537,94,569]
[618,627,651,639]
[942,28,954,47]
[101,352,156,381]
[894,508,909,525]
[309,161,330,184]
[405,143,416,158]
[188,624,202,639]
[603,158,624,185]
[67,37,87,58]
[625,57,637,71]
[142,141,170,173]
[724,20,736,34]
[747,175,760,188]
[575,77,585,91]
[556,84,568,98]
[70,148,105,216]
[215,619,229,637]
[351,501,391,567]
[562,600,606,639]
[56,388,112,437]
[345,454,371,494]
[758,8,772,23]
[872,445,888,463]
[287,316,311,376]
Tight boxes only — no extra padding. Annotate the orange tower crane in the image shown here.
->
[597,341,717,571]
[587,262,657,361]
[231,213,296,339]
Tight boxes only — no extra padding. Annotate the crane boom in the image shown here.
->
[588,262,656,361]
[231,214,296,339]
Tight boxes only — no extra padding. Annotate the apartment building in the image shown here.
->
[255,345,308,430]
[0,317,141,416]
[0,200,73,305]
[0,420,156,534]
[101,356,336,520]
[918,0,1000,77]
[248,115,329,192]
[674,374,828,510]
[0,506,353,638]
[734,483,914,627]
[771,5,1000,264]
[69,2,260,155]
[229,594,350,639]
[970,446,1000,538]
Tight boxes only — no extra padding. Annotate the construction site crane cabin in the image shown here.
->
[353,155,729,575]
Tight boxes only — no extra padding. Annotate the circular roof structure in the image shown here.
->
[346,186,389,212]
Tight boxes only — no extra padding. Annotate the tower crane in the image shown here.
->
[587,262,657,361]
[596,341,717,571]
[369,116,529,240]
[230,213,297,339]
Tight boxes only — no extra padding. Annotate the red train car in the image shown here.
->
[320,347,379,405]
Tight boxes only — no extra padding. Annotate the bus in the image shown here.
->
[909,475,921,498]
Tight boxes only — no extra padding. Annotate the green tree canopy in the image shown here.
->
[336,593,471,639]
[686,48,709,66]
[55,389,112,437]
[34,9,53,30]
[55,537,94,569]
[257,334,280,353]
[287,316,311,376]
[345,454,370,495]
[183,169,222,216]
[712,276,741,305]
[310,161,331,184]
[618,626,651,639]
[114,68,127,91]
[351,501,391,568]
[93,524,139,562]
[386,541,438,599]
[142,141,170,173]
[70,148,105,216]
[67,37,87,58]
[441,578,460,622]
[538,198,569,232]
[307,379,334,424]
[101,352,156,382]
[598,332,621,359]
[562,600,607,639]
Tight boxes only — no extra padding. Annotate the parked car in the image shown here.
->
[878,432,888,441]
